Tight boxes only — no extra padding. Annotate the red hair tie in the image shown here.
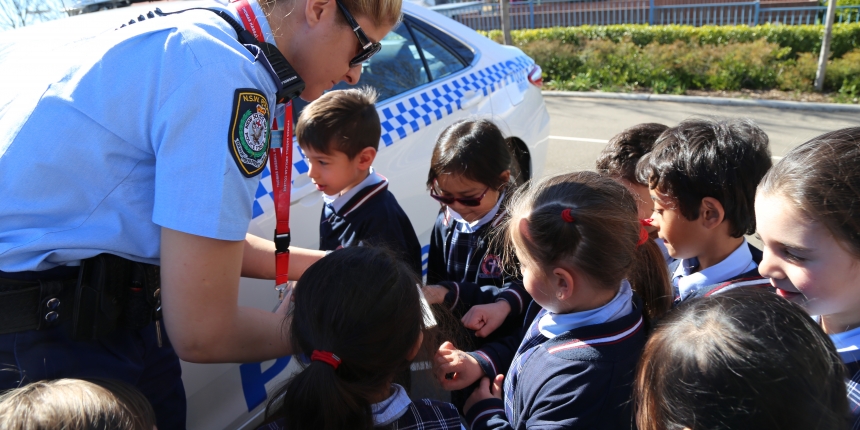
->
[311,350,341,370]
[640,218,653,227]
[637,225,649,248]
[561,208,575,223]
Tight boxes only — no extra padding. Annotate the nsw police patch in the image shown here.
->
[229,89,270,177]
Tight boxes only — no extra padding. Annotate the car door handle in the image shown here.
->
[460,90,482,110]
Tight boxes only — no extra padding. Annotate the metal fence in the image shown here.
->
[430,0,860,30]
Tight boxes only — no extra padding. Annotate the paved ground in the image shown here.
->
[541,96,860,178]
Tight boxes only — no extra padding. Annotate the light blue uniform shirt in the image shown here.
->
[0,0,278,271]
[672,238,757,300]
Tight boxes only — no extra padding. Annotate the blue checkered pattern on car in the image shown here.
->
[251,55,535,220]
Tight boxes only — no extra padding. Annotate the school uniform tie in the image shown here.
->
[323,203,336,223]
[504,308,549,422]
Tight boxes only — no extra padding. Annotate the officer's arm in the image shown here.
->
[241,233,325,280]
[161,227,292,363]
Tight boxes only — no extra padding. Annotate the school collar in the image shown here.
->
[446,191,506,234]
[538,280,634,339]
[225,0,277,46]
[371,383,412,426]
[322,167,387,216]
[816,317,860,364]
[673,239,757,301]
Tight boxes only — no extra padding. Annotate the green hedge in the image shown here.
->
[483,23,860,58]
[480,24,860,101]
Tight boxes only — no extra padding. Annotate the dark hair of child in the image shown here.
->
[634,288,849,430]
[638,117,772,238]
[758,126,860,257]
[0,377,156,430]
[264,246,425,430]
[596,122,668,184]
[296,87,381,159]
[504,171,673,322]
[426,119,512,190]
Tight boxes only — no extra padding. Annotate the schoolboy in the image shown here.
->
[596,123,672,263]
[296,88,422,275]
[640,117,773,303]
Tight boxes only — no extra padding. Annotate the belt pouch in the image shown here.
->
[72,254,129,341]
[121,262,160,330]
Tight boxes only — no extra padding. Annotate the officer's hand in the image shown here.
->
[422,285,449,305]
[464,374,505,415]
[274,282,296,315]
[434,341,483,390]
[461,301,511,338]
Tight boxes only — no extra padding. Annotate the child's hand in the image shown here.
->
[422,285,449,305]
[464,374,505,415]
[434,341,483,390]
[461,301,511,338]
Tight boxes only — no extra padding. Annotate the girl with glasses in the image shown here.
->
[420,119,530,410]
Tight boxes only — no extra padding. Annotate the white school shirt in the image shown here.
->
[0,0,278,271]
[672,239,757,300]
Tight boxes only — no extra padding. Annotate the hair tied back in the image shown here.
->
[310,350,341,369]
[561,208,575,223]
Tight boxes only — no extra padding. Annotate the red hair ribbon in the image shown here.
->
[311,350,341,369]
[561,208,575,223]
[640,218,653,227]
[637,225,649,248]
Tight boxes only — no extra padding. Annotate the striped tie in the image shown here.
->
[323,203,335,223]
[504,309,549,422]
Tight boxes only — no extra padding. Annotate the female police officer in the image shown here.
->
[0,0,401,427]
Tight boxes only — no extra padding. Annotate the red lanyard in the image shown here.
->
[270,104,292,287]
[232,0,292,286]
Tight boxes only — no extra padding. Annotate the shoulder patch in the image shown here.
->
[229,89,270,177]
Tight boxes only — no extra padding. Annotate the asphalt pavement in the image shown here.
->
[540,96,860,178]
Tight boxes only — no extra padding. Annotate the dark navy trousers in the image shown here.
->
[0,320,186,429]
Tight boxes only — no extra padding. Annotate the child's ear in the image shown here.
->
[551,267,576,302]
[498,170,511,187]
[406,331,424,361]
[699,197,726,230]
[356,147,377,170]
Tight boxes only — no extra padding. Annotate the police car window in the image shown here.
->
[410,26,466,81]
[291,23,428,123]
[348,24,428,101]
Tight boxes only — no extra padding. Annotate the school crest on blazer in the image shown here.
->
[229,89,270,177]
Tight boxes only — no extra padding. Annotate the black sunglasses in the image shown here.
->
[430,181,490,207]
[335,0,382,67]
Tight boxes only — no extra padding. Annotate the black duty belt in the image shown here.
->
[0,255,161,339]
[0,268,78,335]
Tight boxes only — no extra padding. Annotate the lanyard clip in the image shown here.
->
[274,230,291,254]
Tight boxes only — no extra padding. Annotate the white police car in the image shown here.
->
[186,2,550,428]
[6,1,550,427]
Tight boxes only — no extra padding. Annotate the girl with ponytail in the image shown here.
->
[445,171,671,430]
[260,246,462,430]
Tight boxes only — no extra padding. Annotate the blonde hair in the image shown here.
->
[0,378,156,430]
[343,0,402,27]
[266,0,402,27]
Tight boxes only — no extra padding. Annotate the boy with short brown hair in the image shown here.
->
[296,88,421,275]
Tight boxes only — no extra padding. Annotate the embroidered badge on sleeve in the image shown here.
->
[229,89,270,177]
